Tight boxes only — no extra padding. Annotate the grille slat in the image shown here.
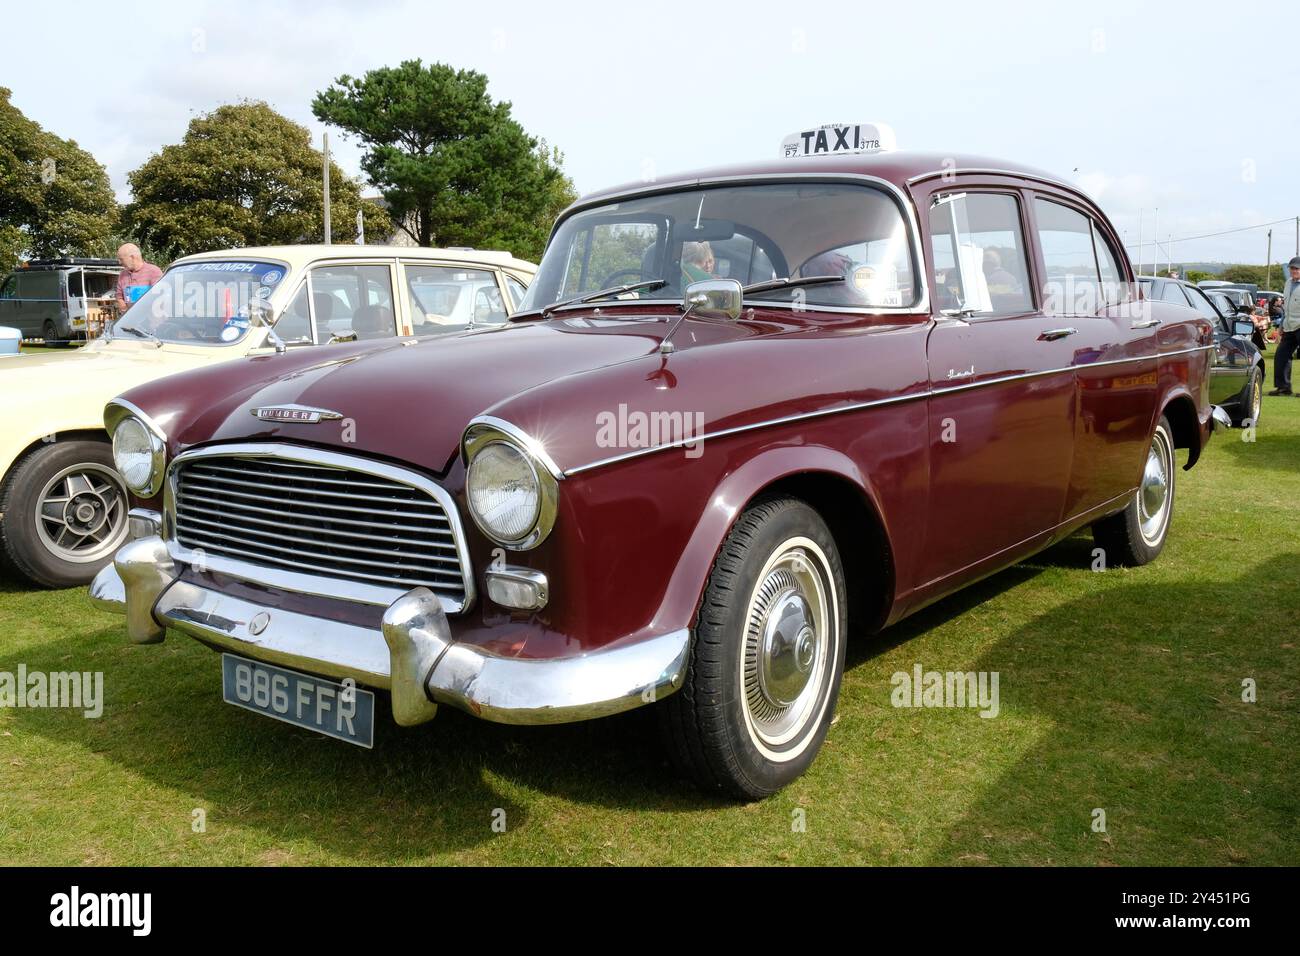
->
[175,511,462,566]
[179,478,449,521]
[172,453,468,603]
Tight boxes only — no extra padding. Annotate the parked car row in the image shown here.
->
[6,134,1234,797]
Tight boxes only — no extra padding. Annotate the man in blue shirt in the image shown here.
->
[1270,257,1300,396]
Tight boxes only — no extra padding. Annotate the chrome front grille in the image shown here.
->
[169,447,471,609]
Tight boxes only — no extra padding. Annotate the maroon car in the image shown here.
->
[92,150,1227,798]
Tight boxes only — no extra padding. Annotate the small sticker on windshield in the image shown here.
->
[220,326,241,342]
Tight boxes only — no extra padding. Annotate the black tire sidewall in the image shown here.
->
[1,440,126,588]
[709,501,848,796]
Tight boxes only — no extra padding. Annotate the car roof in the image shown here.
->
[170,244,537,275]
[569,150,1075,210]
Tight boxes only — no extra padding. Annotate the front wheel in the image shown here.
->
[1091,416,1176,567]
[659,497,847,799]
[0,440,130,588]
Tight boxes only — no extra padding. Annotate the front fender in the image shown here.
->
[650,444,892,635]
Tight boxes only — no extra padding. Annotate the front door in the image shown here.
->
[921,189,1077,588]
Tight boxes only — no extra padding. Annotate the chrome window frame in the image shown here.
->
[163,442,476,613]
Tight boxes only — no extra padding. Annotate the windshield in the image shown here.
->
[114,260,288,345]
[520,182,918,313]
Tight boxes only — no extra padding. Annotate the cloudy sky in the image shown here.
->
[5,0,1296,265]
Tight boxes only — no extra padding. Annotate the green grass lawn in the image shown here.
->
[1,378,1297,866]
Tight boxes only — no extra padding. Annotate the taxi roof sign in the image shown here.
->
[781,122,896,159]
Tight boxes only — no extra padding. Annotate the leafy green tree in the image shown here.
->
[312,61,576,260]
[124,101,389,260]
[0,87,117,270]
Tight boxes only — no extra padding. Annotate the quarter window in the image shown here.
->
[928,192,1032,316]
[404,264,506,331]
[1035,198,1107,315]
[505,275,529,310]
[277,283,314,344]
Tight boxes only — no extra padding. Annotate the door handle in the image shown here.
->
[1130,319,1161,329]
[1038,327,1078,341]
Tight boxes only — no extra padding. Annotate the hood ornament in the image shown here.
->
[251,404,344,424]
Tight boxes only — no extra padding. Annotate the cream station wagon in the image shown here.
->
[0,245,535,588]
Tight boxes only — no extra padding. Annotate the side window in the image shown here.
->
[276,282,314,344]
[1035,198,1102,315]
[505,275,529,311]
[928,192,1032,316]
[310,264,396,341]
[404,264,504,330]
[1160,283,1190,306]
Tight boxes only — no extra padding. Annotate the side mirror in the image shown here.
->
[1233,320,1255,336]
[683,279,743,322]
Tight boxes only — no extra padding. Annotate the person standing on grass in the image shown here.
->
[113,243,162,316]
[1270,257,1300,395]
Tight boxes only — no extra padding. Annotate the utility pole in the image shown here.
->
[1266,229,1273,290]
[1136,209,1144,276]
[1152,208,1159,275]
[322,132,332,245]
[1167,233,1173,277]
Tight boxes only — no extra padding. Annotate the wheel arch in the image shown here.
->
[660,445,898,641]
[1158,391,1203,470]
[1,428,111,492]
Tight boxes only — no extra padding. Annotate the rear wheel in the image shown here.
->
[0,440,129,588]
[1091,416,1176,567]
[659,497,847,799]
[1231,366,1263,427]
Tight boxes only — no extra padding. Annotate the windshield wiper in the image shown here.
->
[742,275,845,296]
[120,325,163,347]
[534,279,668,319]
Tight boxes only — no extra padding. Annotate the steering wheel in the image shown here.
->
[600,268,653,288]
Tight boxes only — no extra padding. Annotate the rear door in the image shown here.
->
[1030,196,1158,520]
[921,186,1077,586]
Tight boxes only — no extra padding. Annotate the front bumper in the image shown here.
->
[90,536,690,727]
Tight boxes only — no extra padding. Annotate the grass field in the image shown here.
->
[1,370,1297,866]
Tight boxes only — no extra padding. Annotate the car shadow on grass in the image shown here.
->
[918,552,1300,865]
[2,534,1112,864]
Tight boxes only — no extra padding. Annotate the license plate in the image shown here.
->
[220,653,375,748]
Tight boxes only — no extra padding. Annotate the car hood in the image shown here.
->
[122,313,760,475]
[0,341,241,469]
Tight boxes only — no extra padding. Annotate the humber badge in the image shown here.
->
[251,404,344,424]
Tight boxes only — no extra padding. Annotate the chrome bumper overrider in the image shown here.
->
[1209,404,1232,432]
[89,536,690,727]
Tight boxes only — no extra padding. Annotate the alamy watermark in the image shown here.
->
[0,665,103,718]
[595,403,706,459]
[890,664,1000,718]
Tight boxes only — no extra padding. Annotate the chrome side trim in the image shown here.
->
[562,345,1215,477]
[164,443,475,613]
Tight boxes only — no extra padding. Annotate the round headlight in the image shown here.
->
[112,417,158,494]
[467,440,541,544]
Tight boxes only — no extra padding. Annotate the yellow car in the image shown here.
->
[0,244,535,588]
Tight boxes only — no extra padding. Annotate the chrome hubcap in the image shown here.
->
[35,464,129,563]
[1138,428,1173,546]
[741,539,836,756]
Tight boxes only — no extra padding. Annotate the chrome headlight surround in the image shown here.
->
[462,417,561,551]
[105,399,167,498]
